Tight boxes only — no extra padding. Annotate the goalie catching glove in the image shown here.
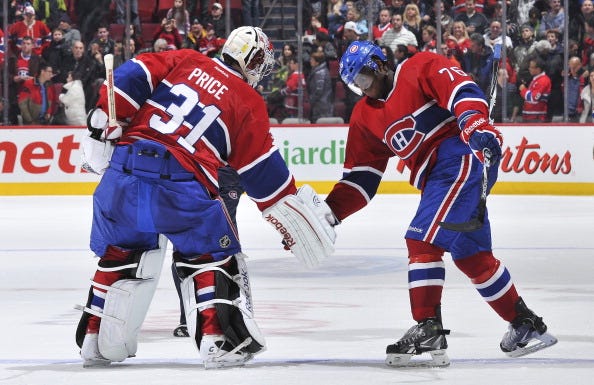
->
[263,184,338,268]
[460,114,503,166]
[81,108,123,175]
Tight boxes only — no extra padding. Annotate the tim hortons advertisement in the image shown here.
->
[0,125,593,195]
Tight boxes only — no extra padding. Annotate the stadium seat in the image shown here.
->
[141,23,162,48]
[139,0,158,23]
[109,24,126,42]
[281,117,310,124]
[316,116,344,124]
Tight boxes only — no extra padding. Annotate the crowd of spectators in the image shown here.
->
[1,1,593,125]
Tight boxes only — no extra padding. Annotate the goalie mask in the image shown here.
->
[339,40,387,96]
[222,26,275,88]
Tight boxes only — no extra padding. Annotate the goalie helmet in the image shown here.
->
[222,26,275,88]
[339,40,386,95]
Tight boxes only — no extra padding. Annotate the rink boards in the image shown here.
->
[0,124,592,195]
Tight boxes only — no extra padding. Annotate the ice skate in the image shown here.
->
[80,334,111,368]
[200,334,254,369]
[173,324,189,337]
[386,318,450,368]
[500,297,557,357]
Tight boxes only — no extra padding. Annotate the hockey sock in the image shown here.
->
[193,255,224,336]
[454,251,519,322]
[86,246,130,333]
[406,239,446,321]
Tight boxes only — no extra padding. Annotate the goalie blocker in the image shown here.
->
[263,184,337,268]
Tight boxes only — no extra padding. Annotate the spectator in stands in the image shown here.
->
[32,0,68,30]
[538,0,564,39]
[579,70,594,122]
[9,5,51,55]
[198,24,225,57]
[388,0,406,16]
[454,0,490,35]
[402,3,423,47]
[313,31,338,62]
[183,19,206,50]
[380,13,418,54]
[114,0,140,28]
[490,0,520,43]
[462,33,494,94]
[204,2,229,39]
[569,0,594,54]
[565,56,587,122]
[154,18,183,50]
[58,71,86,126]
[446,20,472,62]
[380,44,396,67]
[518,56,551,123]
[393,43,414,64]
[128,24,144,53]
[354,0,385,27]
[76,0,111,44]
[441,42,462,68]
[242,0,260,27]
[0,27,5,67]
[542,29,564,120]
[18,64,57,125]
[514,24,537,76]
[373,7,392,44]
[452,0,485,16]
[8,36,41,125]
[42,28,71,84]
[483,19,514,50]
[167,0,191,38]
[420,25,437,53]
[425,1,454,34]
[327,0,347,39]
[267,56,306,121]
[88,25,115,57]
[307,51,333,123]
[345,5,368,39]
[66,40,104,112]
[57,14,81,48]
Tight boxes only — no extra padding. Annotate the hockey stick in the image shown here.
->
[90,54,116,140]
[438,44,501,233]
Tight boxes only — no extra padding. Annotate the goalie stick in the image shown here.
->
[90,54,116,140]
[438,44,501,233]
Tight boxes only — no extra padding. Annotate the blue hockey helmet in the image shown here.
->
[339,40,387,95]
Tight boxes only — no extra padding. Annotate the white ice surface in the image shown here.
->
[0,194,593,384]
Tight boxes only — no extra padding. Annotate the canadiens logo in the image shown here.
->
[349,45,359,53]
[385,116,424,159]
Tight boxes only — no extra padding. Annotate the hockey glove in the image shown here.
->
[86,108,122,141]
[460,115,503,166]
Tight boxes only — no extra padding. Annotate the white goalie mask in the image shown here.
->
[222,26,275,88]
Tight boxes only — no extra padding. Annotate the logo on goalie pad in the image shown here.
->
[264,214,296,248]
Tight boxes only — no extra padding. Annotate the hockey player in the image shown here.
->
[76,26,336,369]
[327,40,557,367]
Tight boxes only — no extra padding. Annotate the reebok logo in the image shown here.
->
[264,214,296,248]
[464,117,487,136]
[408,226,424,234]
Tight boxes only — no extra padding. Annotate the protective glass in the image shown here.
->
[353,71,374,92]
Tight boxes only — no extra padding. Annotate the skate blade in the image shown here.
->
[505,332,558,358]
[82,358,112,368]
[386,350,450,368]
[203,353,253,370]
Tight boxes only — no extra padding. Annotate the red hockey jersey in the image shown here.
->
[520,72,551,122]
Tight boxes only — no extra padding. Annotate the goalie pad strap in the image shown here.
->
[177,253,266,356]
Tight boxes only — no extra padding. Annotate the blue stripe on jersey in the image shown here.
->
[476,268,511,299]
[409,266,446,283]
[114,59,153,108]
[412,103,453,135]
[342,169,382,201]
[91,295,105,309]
[241,150,292,200]
[202,122,228,157]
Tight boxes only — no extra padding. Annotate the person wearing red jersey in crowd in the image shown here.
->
[327,40,556,367]
[372,7,392,44]
[18,64,57,125]
[154,17,183,50]
[198,24,225,57]
[519,56,552,123]
[8,35,41,124]
[8,5,51,55]
[76,26,335,369]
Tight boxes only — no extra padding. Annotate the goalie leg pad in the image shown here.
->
[176,253,266,363]
[262,184,336,269]
[75,235,167,362]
